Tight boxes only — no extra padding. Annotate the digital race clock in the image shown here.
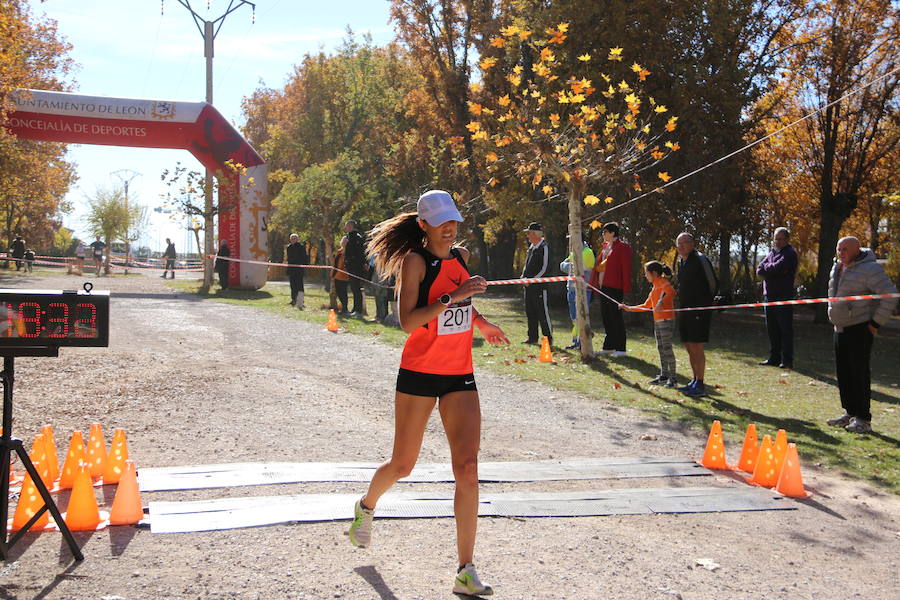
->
[0,288,109,347]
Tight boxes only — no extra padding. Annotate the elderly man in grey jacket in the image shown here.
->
[826,237,898,434]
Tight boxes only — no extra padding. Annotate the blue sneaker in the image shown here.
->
[683,382,707,397]
[677,380,697,393]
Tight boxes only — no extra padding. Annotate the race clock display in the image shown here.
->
[0,287,109,347]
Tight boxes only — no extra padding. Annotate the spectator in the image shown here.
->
[75,242,86,275]
[11,234,25,271]
[89,236,107,275]
[161,238,177,279]
[215,240,230,290]
[332,239,350,314]
[23,248,35,273]
[674,232,717,397]
[560,237,595,349]
[620,261,677,387]
[286,233,308,309]
[590,222,633,356]
[521,222,552,345]
[343,220,368,315]
[757,227,798,369]
[369,253,394,323]
[826,236,898,434]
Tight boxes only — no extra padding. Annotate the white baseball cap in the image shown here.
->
[417,190,464,226]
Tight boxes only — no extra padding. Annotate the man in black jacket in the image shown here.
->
[343,220,368,315]
[161,238,177,279]
[10,234,25,271]
[521,222,552,345]
[215,240,230,290]
[286,233,308,309]
[674,232,717,397]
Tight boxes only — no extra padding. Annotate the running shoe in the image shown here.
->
[648,375,667,385]
[826,413,852,427]
[683,382,707,397]
[347,498,374,547]
[677,380,697,393]
[845,417,873,434]
[453,563,493,596]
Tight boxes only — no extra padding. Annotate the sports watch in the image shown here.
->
[439,293,453,306]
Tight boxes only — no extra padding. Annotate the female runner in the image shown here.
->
[347,190,509,596]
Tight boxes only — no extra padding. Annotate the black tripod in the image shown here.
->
[0,349,83,560]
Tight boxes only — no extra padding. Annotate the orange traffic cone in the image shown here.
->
[102,429,129,484]
[86,423,108,479]
[29,434,53,488]
[109,460,143,525]
[40,424,60,483]
[733,424,759,473]
[748,434,779,487]
[59,431,86,490]
[326,309,339,332]
[772,429,789,476]
[10,465,50,531]
[539,336,553,362]
[699,420,728,469]
[64,462,105,531]
[775,443,810,498]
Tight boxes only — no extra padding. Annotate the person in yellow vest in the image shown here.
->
[560,238,595,349]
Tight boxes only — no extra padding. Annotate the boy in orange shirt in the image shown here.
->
[620,261,677,387]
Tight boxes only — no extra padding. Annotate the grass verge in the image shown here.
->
[171,278,900,493]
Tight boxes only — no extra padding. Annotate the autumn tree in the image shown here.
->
[83,185,146,274]
[465,22,681,358]
[756,0,899,317]
[0,1,76,251]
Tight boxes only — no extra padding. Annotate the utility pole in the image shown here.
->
[111,169,141,274]
[167,0,255,291]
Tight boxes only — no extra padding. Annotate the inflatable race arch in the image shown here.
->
[6,89,268,289]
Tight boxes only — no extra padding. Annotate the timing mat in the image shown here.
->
[148,487,794,533]
[137,457,710,492]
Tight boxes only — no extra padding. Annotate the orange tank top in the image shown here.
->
[400,247,475,375]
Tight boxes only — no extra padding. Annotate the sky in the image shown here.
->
[29,0,395,253]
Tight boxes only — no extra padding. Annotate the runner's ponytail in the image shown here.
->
[367,212,426,279]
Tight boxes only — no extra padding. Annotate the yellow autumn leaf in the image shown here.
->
[548,31,567,44]
[549,113,561,127]
[618,80,631,92]
[651,150,664,160]
[518,29,532,40]
[485,151,499,163]
[670,142,681,151]
[654,105,668,113]
[468,102,483,115]
[590,220,602,230]
[479,57,497,70]
[470,82,482,93]
[540,47,555,62]
[490,37,506,48]
[641,125,650,133]
[584,194,601,205]
[498,95,511,107]
[488,177,499,187]
[465,121,481,132]
[577,53,591,61]
[604,196,614,204]
[542,185,553,195]
[508,74,522,86]
[513,64,524,74]
[624,92,639,104]
[608,47,623,61]
[570,93,586,103]
[658,171,671,182]
[561,171,572,182]
[631,62,642,73]
[638,68,651,81]
[665,116,678,132]
[500,25,519,37]
[473,130,488,140]
[557,22,569,32]
[456,159,469,168]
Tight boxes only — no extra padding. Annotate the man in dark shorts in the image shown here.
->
[674,232,717,397]
[161,238,177,279]
[90,236,107,275]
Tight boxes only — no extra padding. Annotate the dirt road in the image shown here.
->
[1,273,897,599]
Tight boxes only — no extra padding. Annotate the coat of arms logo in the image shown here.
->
[151,101,176,120]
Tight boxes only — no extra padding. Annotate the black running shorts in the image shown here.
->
[396,368,477,398]
[679,310,712,343]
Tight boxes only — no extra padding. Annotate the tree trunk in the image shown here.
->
[814,191,857,322]
[718,229,731,301]
[567,184,593,360]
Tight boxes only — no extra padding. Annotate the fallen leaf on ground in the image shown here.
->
[640,434,657,441]
[613,382,622,389]
[371,330,380,335]
[779,379,789,385]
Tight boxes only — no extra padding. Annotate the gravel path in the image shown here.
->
[1,272,897,599]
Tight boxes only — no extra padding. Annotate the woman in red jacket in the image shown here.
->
[590,222,633,355]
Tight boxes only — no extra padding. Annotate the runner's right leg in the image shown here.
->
[349,392,435,547]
